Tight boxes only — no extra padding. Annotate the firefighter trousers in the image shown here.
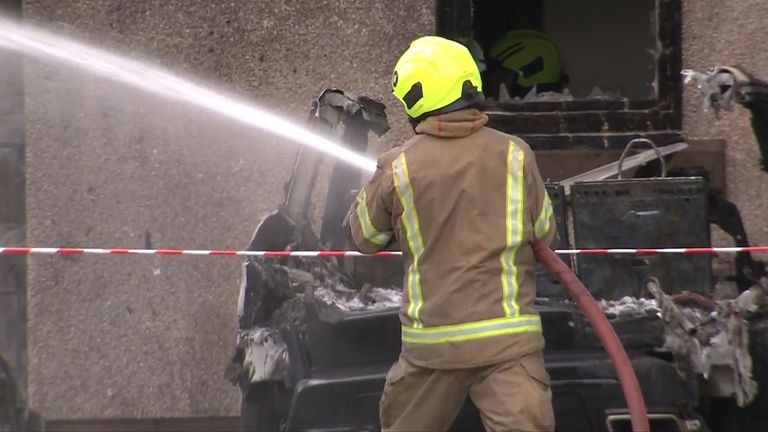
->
[379,351,555,432]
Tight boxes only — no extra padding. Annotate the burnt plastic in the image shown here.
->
[699,315,768,431]
[279,289,687,431]
[317,90,390,250]
[298,292,401,375]
[536,183,571,297]
[572,177,711,299]
[283,346,694,432]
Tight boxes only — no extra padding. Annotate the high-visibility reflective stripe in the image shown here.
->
[500,142,524,317]
[402,314,541,344]
[393,153,425,328]
[496,44,525,64]
[535,195,553,239]
[356,190,393,246]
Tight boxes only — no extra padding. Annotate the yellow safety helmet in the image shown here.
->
[392,36,484,120]
[489,30,562,88]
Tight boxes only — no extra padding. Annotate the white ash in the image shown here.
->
[365,287,403,309]
[600,296,660,319]
[314,285,402,312]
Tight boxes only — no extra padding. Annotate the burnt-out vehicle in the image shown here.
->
[226,72,768,431]
[0,355,45,432]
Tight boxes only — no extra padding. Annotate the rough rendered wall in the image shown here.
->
[22,0,433,419]
[682,0,768,245]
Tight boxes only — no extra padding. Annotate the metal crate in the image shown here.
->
[536,183,571,298]
[571,177,711,299]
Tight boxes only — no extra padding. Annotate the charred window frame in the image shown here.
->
[436,0,683,150]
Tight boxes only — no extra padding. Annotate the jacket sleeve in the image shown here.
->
[343,155,396,254]
[526,151,556,247]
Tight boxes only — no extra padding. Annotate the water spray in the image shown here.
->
[0,16,377,173]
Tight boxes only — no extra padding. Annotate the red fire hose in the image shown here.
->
[533,242,650,432]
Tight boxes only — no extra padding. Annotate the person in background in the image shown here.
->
[485,30,568,101]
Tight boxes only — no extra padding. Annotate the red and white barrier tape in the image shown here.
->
[3,246,768,257]
[0,247,398,257]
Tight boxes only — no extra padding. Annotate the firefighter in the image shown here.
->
[344,35,556,431]
[485,30,566,101]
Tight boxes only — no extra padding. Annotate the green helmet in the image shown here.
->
[392,36,484,120]
[489,30,562,88]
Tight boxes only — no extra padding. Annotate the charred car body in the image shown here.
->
[226,67,768,432]
[0,355,44,432]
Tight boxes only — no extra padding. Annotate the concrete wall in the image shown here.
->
[22,0,433,420]
[682,0,768,245]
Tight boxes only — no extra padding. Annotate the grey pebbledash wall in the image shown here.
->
[681,0,768,246]
[22,0,433,420]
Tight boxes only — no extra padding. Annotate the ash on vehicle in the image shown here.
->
[314,285,401,312]
[600,296,660,319]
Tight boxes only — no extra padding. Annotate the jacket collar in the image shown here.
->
[415,109,489,138]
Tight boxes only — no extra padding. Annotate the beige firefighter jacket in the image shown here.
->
[344,108,556,369]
